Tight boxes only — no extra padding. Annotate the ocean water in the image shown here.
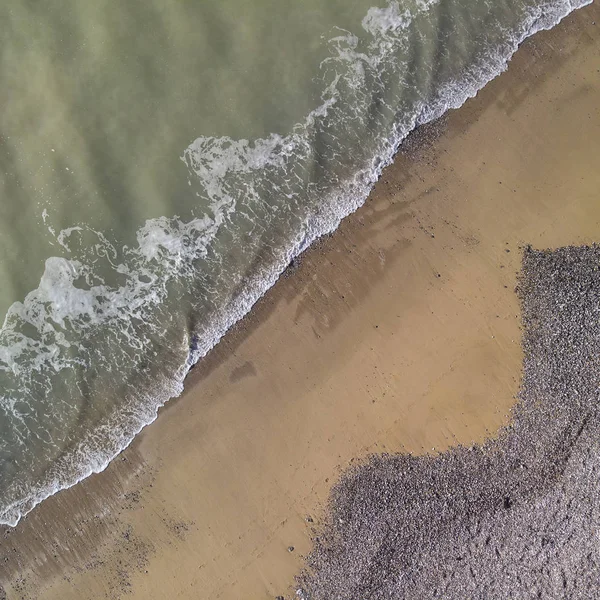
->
[0,0,589,526]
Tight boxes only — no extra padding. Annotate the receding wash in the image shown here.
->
[0,0,590,525]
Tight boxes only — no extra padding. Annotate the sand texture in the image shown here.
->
[298,245,600,599]
[0,3,599,600]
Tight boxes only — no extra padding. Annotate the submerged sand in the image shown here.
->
[0,3,599,600]
[298,245,600,598]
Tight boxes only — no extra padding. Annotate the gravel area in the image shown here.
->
[296,245,600,599]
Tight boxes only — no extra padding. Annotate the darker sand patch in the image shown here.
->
[296,245,600,599]
[230,361,258,383]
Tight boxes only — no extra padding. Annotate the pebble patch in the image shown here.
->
[296,245,600,599]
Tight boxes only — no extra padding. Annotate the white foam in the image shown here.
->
[56,226,83,252]
[362,1,414,35]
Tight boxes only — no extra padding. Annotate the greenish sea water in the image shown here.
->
[0,0,590,525]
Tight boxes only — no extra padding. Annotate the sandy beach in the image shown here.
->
[297,245,600,598]
[1,3,599,599]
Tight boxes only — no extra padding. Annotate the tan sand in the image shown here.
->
[1,4,599,599]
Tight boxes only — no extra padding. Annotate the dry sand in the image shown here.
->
[1,3,599,599]
[297,245,600,599]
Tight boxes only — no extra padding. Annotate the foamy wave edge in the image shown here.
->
[0,0,590,526]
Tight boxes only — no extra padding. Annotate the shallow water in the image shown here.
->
[0,0,589,525]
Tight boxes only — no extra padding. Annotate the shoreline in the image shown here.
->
[2,0,589,532]
[2,3,600,598]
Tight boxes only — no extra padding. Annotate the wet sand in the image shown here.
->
[1,3,600,599]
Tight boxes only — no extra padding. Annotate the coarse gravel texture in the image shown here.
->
[296,244,600,600]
